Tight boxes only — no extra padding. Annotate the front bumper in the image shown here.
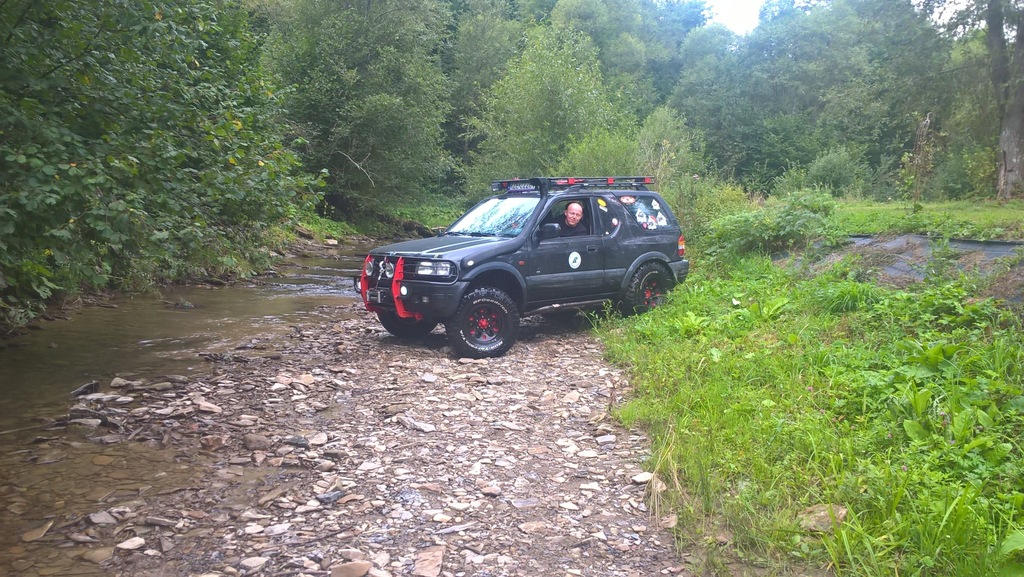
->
[354,275,467,319]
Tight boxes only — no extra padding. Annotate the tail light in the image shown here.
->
[678,235,686,257]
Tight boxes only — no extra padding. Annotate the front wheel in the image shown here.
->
[445,287,520,358]
[621,261,673,315]
[377,310,438,338]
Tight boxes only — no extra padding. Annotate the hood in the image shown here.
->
[370,235,520,262]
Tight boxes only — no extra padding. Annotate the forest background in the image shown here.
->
[0,0,1019,322]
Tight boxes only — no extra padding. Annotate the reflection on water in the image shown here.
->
[0,252,365,435]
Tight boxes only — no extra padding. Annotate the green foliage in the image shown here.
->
[447,0,525,162]
[263,0,452,214]
[705,190,839,256]
[603,257,1024,576]
[0,0,316,327]
[554,128,639,176]
[466,23,633,194]
[805,147,870,197]
[669,176,752,247]
[636,106,706,187]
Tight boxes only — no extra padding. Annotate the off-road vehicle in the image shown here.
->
[354,176,689,358]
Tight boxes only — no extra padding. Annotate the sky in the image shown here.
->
[706,0,764,35]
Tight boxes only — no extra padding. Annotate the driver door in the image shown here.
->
[524,198,606,304]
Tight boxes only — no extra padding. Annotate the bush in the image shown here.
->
[705,190,839,256]
[671,176,752,246]
[806,147,869,197]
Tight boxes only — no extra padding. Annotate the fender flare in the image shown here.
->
[460,261,527,305]
[619,253,672,293]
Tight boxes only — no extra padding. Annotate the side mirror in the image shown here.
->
[537,223,560,241]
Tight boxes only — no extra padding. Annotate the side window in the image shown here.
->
[543,198,592,237]
[618,194,670,231]
[595,195,624,236]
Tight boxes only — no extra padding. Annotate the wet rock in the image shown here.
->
[88,511,118,525]
[70,381,100,397]
[81,547,115,563]
[21,520,53,542]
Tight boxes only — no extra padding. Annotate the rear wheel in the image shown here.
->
[445,287,520,358]
[621,261,672,315]
[376,310,438,338]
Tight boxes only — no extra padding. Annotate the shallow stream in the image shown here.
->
[0,250,366,438]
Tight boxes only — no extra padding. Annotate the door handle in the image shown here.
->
[587,246,599,253]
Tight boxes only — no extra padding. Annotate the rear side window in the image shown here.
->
[618,194,672,231]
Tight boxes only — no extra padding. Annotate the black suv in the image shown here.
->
[355,177,689,358]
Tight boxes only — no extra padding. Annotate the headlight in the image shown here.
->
[416,261,453,276]
[363,259,374,276]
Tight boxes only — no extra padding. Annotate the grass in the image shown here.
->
[601,196,1024,576]
[834,199,1024,239]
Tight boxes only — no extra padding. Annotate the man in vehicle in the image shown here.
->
[560,202,587,236]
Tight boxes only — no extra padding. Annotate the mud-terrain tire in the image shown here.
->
[445,287,520,358]
[377,310,438,338]
[621,261,673,315]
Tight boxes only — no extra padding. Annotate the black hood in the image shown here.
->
[370,235,520,262]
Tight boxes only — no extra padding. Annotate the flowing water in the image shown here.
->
[0,249,367,437]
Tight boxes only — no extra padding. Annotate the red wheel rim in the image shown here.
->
[642,276,663,307]
[466,304,502,343]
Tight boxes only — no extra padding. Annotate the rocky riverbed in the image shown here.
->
[2,301,700,577]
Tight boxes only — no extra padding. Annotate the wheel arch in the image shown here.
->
[619,253,674,294]
[462,263,525,311]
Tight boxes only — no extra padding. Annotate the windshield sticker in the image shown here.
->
[568,251,582,269]
[597,198,607,212]
[619,195,636,204]
[652,199,661,210]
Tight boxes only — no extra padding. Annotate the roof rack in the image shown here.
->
[491,176,655,194]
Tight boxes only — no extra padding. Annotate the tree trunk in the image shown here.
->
[986,0,1023,200]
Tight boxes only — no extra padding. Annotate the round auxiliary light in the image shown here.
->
[399,285,408,296]
[383,261,396,278]
[364,259,374,276]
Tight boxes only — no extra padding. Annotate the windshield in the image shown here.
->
[446,197,539,237]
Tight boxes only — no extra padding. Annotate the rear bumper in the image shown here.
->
[669,259,690,284]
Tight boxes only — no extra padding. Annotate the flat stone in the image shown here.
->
[116,537,146,550]
[331,560,372,577]
[80,547,115,564]
[243,434,272,451]
[240,556,270,570]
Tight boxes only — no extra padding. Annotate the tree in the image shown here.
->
[919,0,1024,199]
[448,0,525,162]
[264,0,452,214]
[467,24,632,193]
[0,0,311,324]
[981,0,1024,199]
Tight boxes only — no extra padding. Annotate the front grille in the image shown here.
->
[364,256,457,286]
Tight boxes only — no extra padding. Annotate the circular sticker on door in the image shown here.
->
[568,251,582,269]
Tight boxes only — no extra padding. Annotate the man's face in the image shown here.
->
[564,203,583,228]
